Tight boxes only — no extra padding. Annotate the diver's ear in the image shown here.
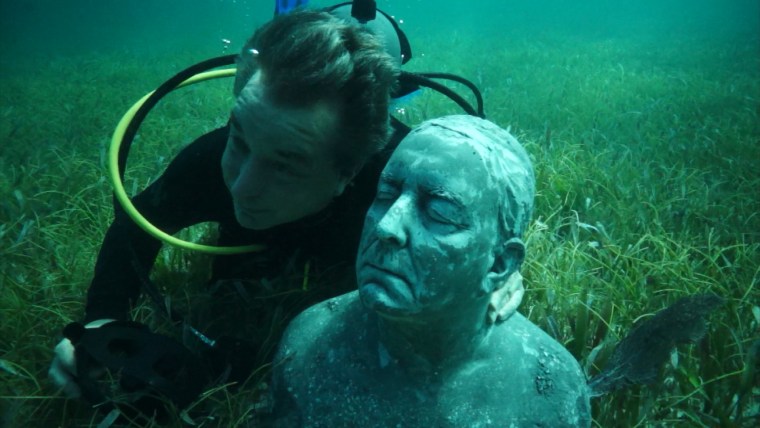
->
[484,238,525,293]
[333,174,354,197]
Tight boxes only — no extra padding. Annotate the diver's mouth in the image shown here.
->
[234,205,275,230]
[235,205,269,217]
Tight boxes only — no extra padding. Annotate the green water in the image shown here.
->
[2,1,758,55]
[1,1,758,426]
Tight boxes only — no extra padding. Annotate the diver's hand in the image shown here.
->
[487,271,524,324]
[48,319,114,398]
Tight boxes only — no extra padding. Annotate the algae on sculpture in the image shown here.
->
[272,115,591,427]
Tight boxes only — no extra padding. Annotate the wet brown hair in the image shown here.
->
[234,10,398,177]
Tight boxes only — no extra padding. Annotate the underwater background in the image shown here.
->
[1,0,759,426]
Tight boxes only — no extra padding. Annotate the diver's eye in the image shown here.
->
[375,182,399,202]
[271,160,297,177]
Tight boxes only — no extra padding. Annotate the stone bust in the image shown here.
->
[271,115,591,427]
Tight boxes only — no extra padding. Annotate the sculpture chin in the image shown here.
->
[358,281,416,319]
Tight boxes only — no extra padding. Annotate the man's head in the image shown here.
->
[356,115,535,321]
[223,10,398,229]
[234,9,398,176]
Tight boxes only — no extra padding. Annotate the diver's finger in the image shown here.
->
[495,271,524,322]
[505,271,523,294]
[497,285,524,322]
[48,354,82,398]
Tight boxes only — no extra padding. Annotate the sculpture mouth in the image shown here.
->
[358,261,415,302]
[363,262,409,283]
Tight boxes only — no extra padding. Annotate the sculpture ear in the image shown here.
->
[485,238,525,293]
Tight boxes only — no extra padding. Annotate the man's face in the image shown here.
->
[221,72,349,230]
[356,131,501,319]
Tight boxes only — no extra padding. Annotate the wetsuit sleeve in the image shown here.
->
[84,127,233,322]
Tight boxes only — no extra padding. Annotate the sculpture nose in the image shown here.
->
[375,195,411,247]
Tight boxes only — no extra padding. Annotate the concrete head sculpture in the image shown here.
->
[356,115,534,327]
[272,115,590,427]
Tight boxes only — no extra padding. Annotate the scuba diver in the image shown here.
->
[48,0,521,419]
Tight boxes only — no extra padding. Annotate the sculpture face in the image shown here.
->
[356,131,501,319]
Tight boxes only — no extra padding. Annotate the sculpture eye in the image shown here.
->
[375,181,399,202]
[426,198,466,229]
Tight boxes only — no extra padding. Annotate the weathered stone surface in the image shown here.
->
[272,116,591,427]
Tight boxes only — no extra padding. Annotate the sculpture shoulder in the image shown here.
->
[476,313,592,427]
[272,293,383,426]
[493,313,579,366]
[277,292,365,362]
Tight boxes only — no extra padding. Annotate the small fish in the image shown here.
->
[588,293,723,397]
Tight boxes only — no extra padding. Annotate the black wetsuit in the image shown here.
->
[84,121,409,323]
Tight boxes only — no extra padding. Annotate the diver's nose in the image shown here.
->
[375,195,411,247]
[230,157,265,200]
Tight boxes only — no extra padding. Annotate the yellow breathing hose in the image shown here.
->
[108,68,264,255]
